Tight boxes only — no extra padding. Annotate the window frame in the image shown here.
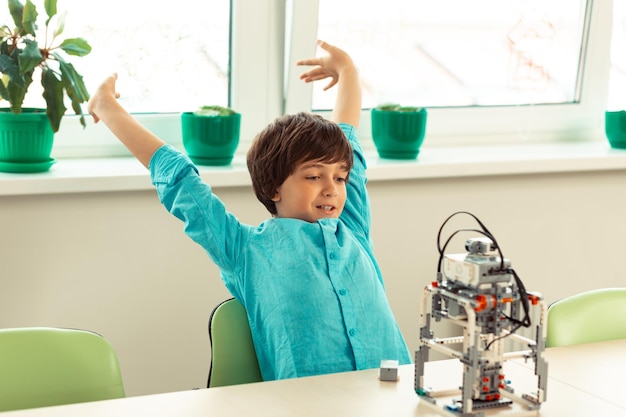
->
[52,0,287,159]
[285,0,612,148]
[52,0,612,160]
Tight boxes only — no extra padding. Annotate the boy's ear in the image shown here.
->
[271,191,281,202]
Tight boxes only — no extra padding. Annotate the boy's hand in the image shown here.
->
[87,73,164,168]
[297,40,362,127]
[297,40,355,91]
[88,73,121,124]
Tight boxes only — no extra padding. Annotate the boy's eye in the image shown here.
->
[306,176,321,181]
[335,177,347,183]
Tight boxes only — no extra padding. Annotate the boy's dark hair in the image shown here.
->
[247,112,354,215]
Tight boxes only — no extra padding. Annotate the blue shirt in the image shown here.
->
[150,124,411,380]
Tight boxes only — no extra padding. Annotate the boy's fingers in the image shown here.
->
[300,67,325,77]
[296,40,341,69]
[317,39,332,51]
[296,57,321,67]
[323,78,338,91]
[89,111,100,123]
[297,40,337,66]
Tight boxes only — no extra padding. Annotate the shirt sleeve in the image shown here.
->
[149,144,246,275]
[338,124,371,243]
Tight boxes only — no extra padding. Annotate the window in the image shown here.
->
[51,0,284,158]
[286,0,611,145]
[313,0,588,110]
[45,0,229,157]
[22,0,230,113]
[24,0,614,159]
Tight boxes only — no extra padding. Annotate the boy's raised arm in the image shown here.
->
[91,41,361,167]
[88,73,165,168]
[297,40,362,128]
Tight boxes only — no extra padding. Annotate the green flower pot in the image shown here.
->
[181,112,241,166]
[371,108,427,159]
[0,108,56,173]
[605,110,626,149]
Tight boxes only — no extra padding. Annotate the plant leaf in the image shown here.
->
[398,106,422,112]
[6,70,32,113]
[41,67,65,132]
[52,10,66,37]
[196,105,237,116]
[54,52,89,102]
[22,0,38,36]
[0,75,9,101]
[8,0,24,33]
[55,53,89,128]
[59,38,91,57]
[18,39,43,74]
[62,75,88,127]
[44,0,57,25]
[376,103,401,111]
[0,46,29,101]
[1,25,12,38]
[0,37,9,54]
[0,54,21,84]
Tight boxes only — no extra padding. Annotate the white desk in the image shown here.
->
[2,339,625,417]
[514,338,626,410]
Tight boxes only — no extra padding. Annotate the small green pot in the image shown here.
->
[181,112,241,166]
[605,110,626,149]
[0,108,56,173]
[371,108,427,159]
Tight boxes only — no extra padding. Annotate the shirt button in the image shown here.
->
[349,328,357,337]
[339,289,347,296]
[329,251,336,260]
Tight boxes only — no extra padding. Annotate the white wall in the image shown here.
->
[1,168,625,397]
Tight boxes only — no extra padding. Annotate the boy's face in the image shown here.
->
[272,159,349,222]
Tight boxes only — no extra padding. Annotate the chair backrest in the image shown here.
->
[0,327,125,412]
[207,298,263,388]
[546,287,626,347]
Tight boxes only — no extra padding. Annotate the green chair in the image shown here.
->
[0,327,125,412]
[546,287,626,347]
[207,298,263,387]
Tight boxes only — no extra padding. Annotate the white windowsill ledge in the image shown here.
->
[1,140,626,197]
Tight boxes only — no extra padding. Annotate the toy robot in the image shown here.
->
[415,215,548,417]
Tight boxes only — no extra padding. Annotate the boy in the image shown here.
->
[88,40,411,380]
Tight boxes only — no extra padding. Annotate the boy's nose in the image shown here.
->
[323,182,338,197]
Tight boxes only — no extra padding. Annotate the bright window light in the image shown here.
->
[313,0,588,111]
[7,0,615,159]
[45,0,231,113]
[284,0,609,144]
[23,0,234,158]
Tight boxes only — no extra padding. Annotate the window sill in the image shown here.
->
[1,140,625,197]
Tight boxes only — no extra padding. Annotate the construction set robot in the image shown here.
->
[414,212,548,416]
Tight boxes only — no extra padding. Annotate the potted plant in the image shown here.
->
[0,0,91,173]
[371,103,427,159]
[181,105,241,166]
[605,110,626,149]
